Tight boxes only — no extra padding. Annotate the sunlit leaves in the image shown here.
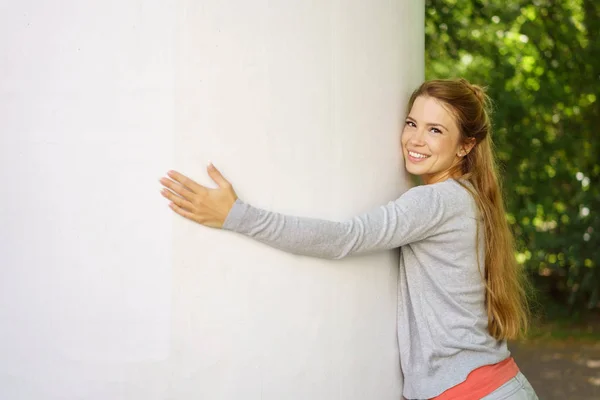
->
[425,0,600,311]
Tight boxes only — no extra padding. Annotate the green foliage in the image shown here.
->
[425,0,600,314]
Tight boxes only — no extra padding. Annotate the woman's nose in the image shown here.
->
[409,129,426,145]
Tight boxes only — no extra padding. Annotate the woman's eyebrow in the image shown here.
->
[406,116,449,131]
[428,122,449,131]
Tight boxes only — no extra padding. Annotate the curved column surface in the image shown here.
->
[0,1,424,399]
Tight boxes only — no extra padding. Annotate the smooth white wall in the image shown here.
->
[0,1,424,399]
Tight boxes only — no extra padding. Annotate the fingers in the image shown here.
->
[159,177,196,201]
[167,170,205,193]
[207,163,231,188]
[161,188,195,211]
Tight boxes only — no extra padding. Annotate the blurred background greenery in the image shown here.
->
[425,0,599,336]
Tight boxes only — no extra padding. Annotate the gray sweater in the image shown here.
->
[223,179,509,399]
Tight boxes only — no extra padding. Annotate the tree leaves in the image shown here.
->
[425,0,600,312]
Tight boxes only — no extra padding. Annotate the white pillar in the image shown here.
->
[0,1,424,399]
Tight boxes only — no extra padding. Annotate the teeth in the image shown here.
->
[409,151,429,159]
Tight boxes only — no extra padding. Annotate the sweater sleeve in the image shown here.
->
[222,184,448,259]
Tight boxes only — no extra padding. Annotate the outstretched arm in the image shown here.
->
[159,164,447,259]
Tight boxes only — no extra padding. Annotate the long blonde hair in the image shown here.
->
[407,78,530,340]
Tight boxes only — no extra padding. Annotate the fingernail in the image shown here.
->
[208,161,214,169]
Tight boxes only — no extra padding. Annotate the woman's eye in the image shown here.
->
[405,121,416,128]
[430,127,442,134]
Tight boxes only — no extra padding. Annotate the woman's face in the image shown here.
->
[401,95,467,184]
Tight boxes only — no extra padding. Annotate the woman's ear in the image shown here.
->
[458,137,476,157]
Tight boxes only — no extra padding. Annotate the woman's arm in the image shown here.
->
[222,185,446,259]
[159,164,448,259]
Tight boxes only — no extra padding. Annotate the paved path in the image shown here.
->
[510,340,600,399]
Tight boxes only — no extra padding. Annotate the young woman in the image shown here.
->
[159,78,539,399]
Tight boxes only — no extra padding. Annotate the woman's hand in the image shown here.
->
[159,163,238,229]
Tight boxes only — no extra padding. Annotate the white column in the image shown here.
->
[0,1,424,399]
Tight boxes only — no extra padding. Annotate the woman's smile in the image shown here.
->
[406,150,431,163]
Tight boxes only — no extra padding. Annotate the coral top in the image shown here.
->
[433,357,520,400]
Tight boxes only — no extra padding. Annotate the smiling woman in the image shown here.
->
[402,95,475,184]
[159,78,538,400]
